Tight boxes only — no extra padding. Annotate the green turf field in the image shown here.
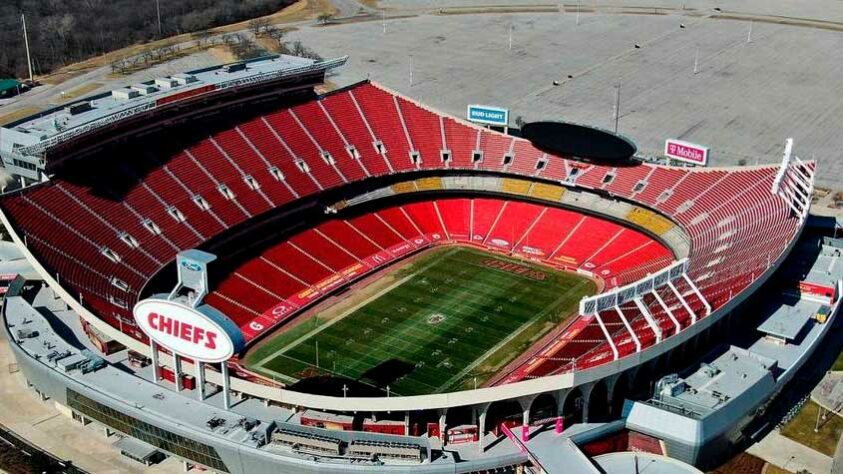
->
[244,246,596,396]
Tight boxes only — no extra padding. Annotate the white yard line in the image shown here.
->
[435,280,590,392]
[255,248,459,369]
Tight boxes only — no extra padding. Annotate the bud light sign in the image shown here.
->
[467,105,509,127]
[665,139,709,166]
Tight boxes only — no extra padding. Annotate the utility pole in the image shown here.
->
[382,10,386,34]
[21,13,34,82]
[156,0,163,36]
[747,20,753,43]
[613,83,621,133]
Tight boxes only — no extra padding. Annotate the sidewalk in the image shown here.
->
[747,430,832,473]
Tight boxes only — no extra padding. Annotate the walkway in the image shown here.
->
[747,430,832,474]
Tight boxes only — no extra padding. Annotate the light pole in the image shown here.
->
[409,55,414,87]
[509,23,513,50]
[613,83,621,133]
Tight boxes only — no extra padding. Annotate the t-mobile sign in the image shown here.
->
[664,139,709,166]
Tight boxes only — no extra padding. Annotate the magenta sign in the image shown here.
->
[664,139,709,166]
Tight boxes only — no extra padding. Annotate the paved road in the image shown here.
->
[5,0,843,190]
[0,421,88,474]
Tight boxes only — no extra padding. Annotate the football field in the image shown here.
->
[244,246,596,396]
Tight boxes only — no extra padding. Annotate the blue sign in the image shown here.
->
[467,104,509,126]
[180,259,202,272]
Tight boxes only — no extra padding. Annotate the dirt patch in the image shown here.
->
[707,452,766,474]
[0,106,43,127]
[713,14,843,32]
[207,46,239,64]
[38,0,336,86]
[55,83,102,102]
[438,5,560,15]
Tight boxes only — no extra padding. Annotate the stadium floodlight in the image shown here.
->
[613,83,621,133]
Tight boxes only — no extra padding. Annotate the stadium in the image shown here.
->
[0,51,836,474]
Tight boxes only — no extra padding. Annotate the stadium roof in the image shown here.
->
[0,54,346,157]
[757,304,810,341]
[593,452,703,473]
[113,436,160,461]
[645,347,776,420]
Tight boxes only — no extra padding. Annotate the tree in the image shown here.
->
[317,13,334,24]
[0,0,294,79]
[192,30,213,47]
[264,26,286,49]
[248,18,270,36]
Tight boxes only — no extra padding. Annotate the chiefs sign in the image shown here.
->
[134,299,238,363]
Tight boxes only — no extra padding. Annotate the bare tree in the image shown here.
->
[0,0,292,79]
[264,26,286,50]
[192,30,213,47]
[248,18,270,36]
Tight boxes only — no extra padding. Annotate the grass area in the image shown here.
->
[55,83,102,102]
[831,348,843,371]
[0,106,42,127]
[780,400,843,456]
[245,246,595,396]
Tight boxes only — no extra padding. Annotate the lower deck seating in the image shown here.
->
[0,80,804,380]
[206,197,672,338]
